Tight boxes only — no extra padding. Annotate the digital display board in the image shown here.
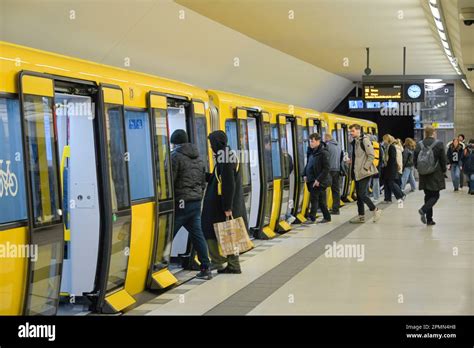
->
[363,84,403,100]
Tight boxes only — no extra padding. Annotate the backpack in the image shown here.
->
[416,140,439,175]
[360,137,380,168]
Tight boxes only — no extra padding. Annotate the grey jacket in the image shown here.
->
[351,135,378,181]
[326,139,343,172]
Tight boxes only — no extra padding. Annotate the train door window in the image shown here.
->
[225,120,238,151]
[247,117,261,228]
[286,122,295,214]
[0,97,27,224]
[295,123,305,213]
[124,110,154,201]
[270,125,281,179]
[239,119,251,187]
[302,127,309,166]
[153,108,172,201]
[193,102,209,171]
[279,123,289,179]
[23,95,61,226]
[103,102,131,292]
[167,106,187,136]
[313,121,320,135]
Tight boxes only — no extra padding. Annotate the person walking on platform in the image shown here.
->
[348,124,381,223]
[324,133,343,215]
[448,134,467,188]
[369,134,382,201]
[201,130,248,274]
[381,134,406,204]
[303,133,331,223]
[170,129,212,280]
[401,138,417,192]
[414,125,447,226]
[447,138,464,191]
[462,139,474,195]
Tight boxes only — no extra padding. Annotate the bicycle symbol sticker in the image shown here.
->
[0,159,19,198]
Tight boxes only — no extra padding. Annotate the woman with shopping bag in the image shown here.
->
[201,130,249,274]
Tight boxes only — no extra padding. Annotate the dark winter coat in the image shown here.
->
[381,143,399,181]
[201,133,248,240]
[402,147,414,168]
[414,137,447,191]
[303,143,331,188]
[171,143,206,203]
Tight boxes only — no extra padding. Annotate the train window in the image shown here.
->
[152,108,172,201]
[225,120,238,154]
[263,123,273,182]
[23,95,61,226]
[302,127,309,166]
[105,214,131,292]
[239,120,251,187]
[124,110,154,201]
[104,104,130,211]
[194,115,209,171]
[296,125,305,175]
[279,124,289,179]
[0,97,27,225]
[270,125,281,179]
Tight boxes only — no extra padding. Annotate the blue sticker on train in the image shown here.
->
[128,119,143,130]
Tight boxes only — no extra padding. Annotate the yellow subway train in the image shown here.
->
[0,41,377,315]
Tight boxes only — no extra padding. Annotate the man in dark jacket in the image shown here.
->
[170,129,212,279]
[414,125,447,226]
[324,133,343,214]
[201,130,248,274]
[303,133,331,223]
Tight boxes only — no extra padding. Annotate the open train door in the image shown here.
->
[146,92,178,289]
[18,72,65,315]
[94,84,135,314]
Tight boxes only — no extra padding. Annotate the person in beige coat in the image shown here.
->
[348,124,382,223]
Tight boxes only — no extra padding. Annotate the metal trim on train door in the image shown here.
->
[95,83,135,313]
[146,91,178,289]
[18,71,65,315]
[275,113,292,232]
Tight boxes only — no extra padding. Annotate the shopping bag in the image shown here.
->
[213,216,253,256]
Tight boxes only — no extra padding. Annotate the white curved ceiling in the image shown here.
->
[176,0,457,80]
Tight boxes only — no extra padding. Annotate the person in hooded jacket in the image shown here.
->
[170,129,212,280]
[303,133,331,223]
[323,133,343,214]
[201,130,248,274]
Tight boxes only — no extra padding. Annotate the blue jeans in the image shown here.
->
[401,167,416,192]
[469,173,474,192]
[371,177,380,200]
[173,200,210,270]
[450,164,461,190]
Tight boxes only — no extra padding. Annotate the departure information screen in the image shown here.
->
[363,84,402,100]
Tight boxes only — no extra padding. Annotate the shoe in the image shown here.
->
[329,210,340,215]
[318,219,331,224]
[418,209,427,224]
[303,218,316,225]
[286,215,296,224]
[349,216,365,224]
[454,188,459,192]
[195,269,213,280]
[372,208,382,222]
[401,194,407,201]
[427,220,436,226]
[217,267,242,274]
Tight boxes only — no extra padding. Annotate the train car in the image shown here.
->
[0,41,212,315]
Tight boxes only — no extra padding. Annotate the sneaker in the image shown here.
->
[418,209,427,224]
[217,267,242,274]
[286,215,296,224]
[303,218,316,224]
[372,208,382,222]
[329,209,340,215]
[349,216,365,224]
[454,188,459,192]
[427,220,436,226]
[195,269,213,280]
[317,219,331,224]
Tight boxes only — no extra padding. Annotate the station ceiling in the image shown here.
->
[176,0,469,84]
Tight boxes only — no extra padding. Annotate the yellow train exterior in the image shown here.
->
[0,41,377,316]
[0,41,211,315]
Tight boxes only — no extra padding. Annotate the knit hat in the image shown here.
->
[170,129,188,145]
